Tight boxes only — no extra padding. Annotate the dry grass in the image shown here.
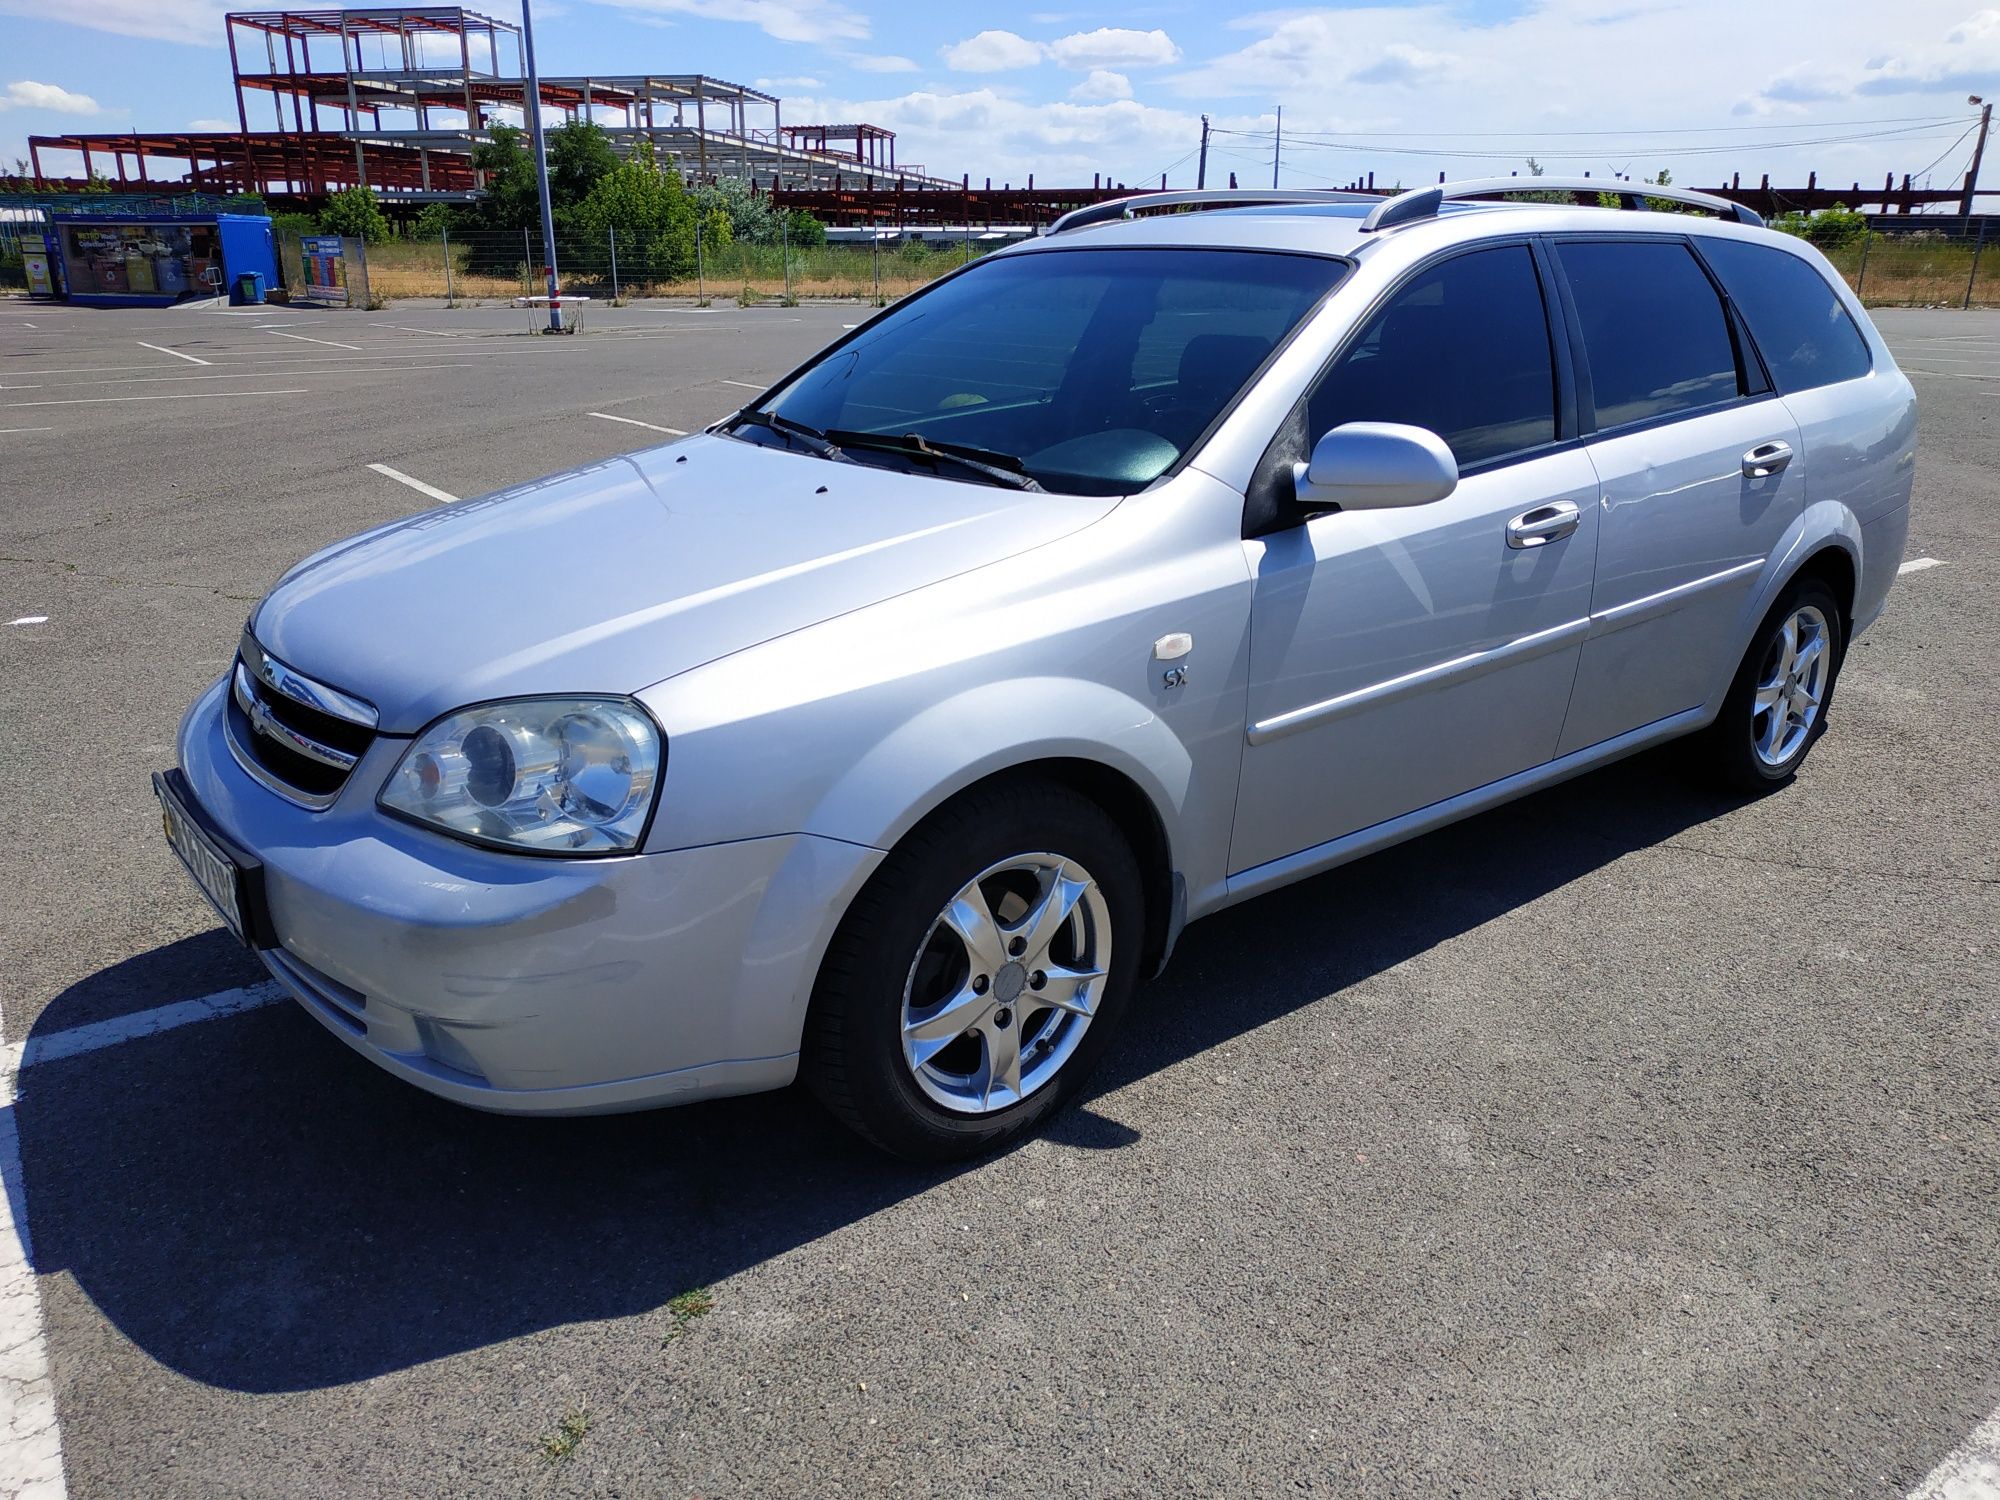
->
[1825,239,1998,308]
[353,235,958,304]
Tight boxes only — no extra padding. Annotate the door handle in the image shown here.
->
[1742,440,1793,478]
[1506,500,1581,549]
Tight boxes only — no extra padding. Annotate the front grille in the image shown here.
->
[225,630,379,808]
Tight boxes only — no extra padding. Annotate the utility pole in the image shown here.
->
[1196,114,1210,190]
[1272,105,1282,188]
[1962,96,1992,220]
[520,0,562,333]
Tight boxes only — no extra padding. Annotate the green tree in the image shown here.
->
[569,144,700,279]
[319,183,391,243]
[462,124,540,272]
[785,208,828,247]
[1771,202,1870,249]
[548,120,621,208]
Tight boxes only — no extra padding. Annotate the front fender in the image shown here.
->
[803,675,1194,854]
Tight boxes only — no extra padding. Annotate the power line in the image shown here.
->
[1210,120,1971,162]
[1208,112,1969,140]
[1909,121,1981,184]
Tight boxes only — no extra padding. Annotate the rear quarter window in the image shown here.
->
[1697,238,1872,394]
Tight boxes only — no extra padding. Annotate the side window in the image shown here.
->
[1306,245,1557,469]
[1555,240,1744,429]
[1697,238,1872,393]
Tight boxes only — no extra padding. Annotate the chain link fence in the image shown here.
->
[1822,225,1995,309]
[350,226,994,306]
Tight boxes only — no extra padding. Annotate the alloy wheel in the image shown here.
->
[899,853,1112,1115]
[1752,603,1831,768]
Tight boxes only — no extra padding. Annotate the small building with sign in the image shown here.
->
[50,208,279,308]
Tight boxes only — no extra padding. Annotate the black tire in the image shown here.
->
[803,778,1145,1162]
[1700,576,1846,795]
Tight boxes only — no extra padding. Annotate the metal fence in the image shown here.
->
[1825,226,1995,308]
[353,225,996,306]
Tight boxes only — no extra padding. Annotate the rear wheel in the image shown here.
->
[804,780,1143,1161]
[1701,578,1845,793]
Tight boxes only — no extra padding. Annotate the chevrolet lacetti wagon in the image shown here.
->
[157,179,1915,1159]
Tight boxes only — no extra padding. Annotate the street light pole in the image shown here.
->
[520,0,562,333]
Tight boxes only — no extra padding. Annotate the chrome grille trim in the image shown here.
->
[238,630,378,729]
[232,664,360,771]
[224,632,380,810]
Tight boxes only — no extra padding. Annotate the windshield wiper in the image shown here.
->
[823,430,1044,492]
[731,409,852,463]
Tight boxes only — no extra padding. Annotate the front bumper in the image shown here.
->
[177,678,882,1114]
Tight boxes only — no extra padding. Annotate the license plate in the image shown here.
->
[153,771,269,948]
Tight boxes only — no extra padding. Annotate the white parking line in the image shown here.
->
[135,341,210,367]
[720,379,764,389]
[589,412,687,435]
[1900,557,1945,574]
[371,323,458,338]
[1908,1405,2000,1500]
[0,390,308,408]
[266,329,363,352]
[16,982,284,1072]
[8,617,48,626]
[0,997,68,1500]
[367,462,460,504]
[0,428,54,435]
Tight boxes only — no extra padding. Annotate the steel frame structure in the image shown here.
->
[26,6,947,202]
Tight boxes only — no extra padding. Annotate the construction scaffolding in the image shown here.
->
[26,6,950,202]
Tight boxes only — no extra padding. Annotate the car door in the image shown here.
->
[1549,235,1808,756]
[1230,242,1600,878]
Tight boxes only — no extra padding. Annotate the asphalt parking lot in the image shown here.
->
[1,295,1995,1499]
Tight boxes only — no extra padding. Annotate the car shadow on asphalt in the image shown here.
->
[18,746,1738,1394]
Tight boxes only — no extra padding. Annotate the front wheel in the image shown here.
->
[1700,578,1845,793]
[803,780,1143,1161]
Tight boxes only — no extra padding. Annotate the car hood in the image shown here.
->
[253,434,1118,733]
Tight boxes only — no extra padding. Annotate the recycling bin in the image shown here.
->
[232,271,266,306]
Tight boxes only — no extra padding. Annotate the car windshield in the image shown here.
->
[737,247,1348,496]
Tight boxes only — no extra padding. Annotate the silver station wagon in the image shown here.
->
[159,179,1915,1159]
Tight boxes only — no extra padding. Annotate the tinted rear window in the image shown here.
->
[1698,238,1872,393]
[1557,240,1743,430]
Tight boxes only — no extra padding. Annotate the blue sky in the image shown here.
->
[3,0,1996,199]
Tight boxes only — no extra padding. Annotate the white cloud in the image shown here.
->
[756,77,825,92]
[1069,69,1133,102]
[1046,27,1180,70]
[585,0,866,44]
[846,53,919,74]
[186,116,238,130]
[942,29,1046,72]
[0,0,224,45]
[0,81,102,115]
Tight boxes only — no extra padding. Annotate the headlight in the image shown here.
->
[380,697,662,854]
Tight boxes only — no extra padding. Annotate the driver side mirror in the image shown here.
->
[1292,422,1458,512]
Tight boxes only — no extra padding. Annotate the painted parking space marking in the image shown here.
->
[1907,1404,2000,1500]
[8,617,48,626]
[0,428,55,435]
[0,995,68,1500]
[266,329,363,352]
[1900,557,1946,574]
[720,379,764,389]
[370,323,459,338]
[14,982,285,1073]
[135,341,210,367]
[590,412,687,435]
[0,390,309,408]
[366,462,460,505]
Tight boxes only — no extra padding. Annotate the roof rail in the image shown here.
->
[1047,188,1382,236]
[1359,176,1765,234]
